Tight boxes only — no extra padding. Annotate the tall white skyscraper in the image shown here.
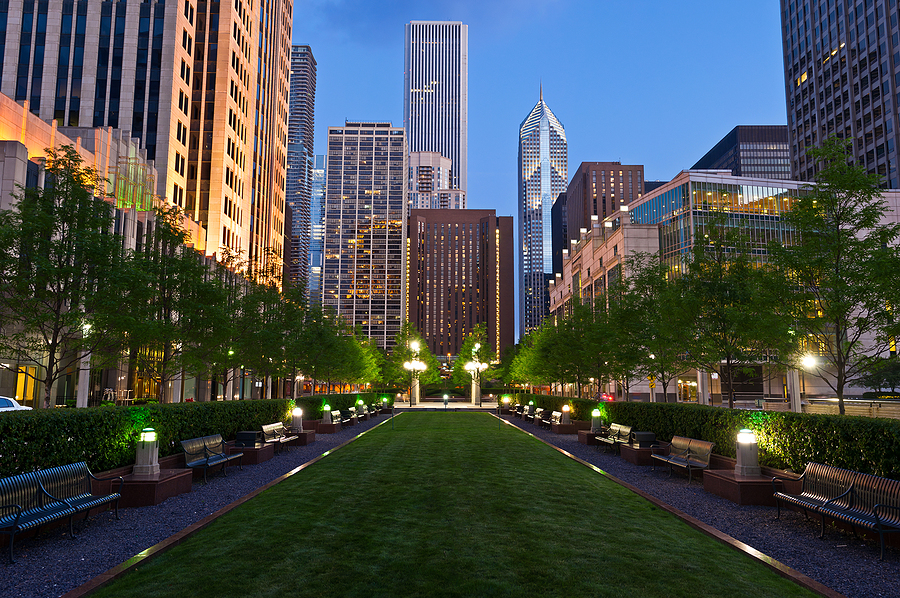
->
[404,21,468,193]
[287,45,317,291]
[518,89,568,337]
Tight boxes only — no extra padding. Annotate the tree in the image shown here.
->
[772,136,900,413]
[683,214,798,408]
[126,206,223,402]
[859,357,900,393]
[622,253,693,403]
[385,323,439,391]
[451,323,495,387]
[0,146,127,408]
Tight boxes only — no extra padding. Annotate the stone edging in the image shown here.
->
[60,414,399,598]
[496,415,845,598]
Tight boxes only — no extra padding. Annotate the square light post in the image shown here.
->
[591,409,602,433]
[561,404,571,424]
[134,428,160,477]
[735,429,761,477]
[292,407,303,433]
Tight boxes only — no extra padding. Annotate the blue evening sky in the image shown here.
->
[294,0,786,221]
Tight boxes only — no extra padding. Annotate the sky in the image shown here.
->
[293,0,787,221]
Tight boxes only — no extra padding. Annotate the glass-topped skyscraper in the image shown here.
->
[404,21,467,193]
[287,45,317,291]
[518,89,567,336]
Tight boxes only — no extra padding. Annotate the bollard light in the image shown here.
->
[323,404,332,424]
[292,407,303,433]
[591,408,602,433]
[735,428,760,477]
[561,404,571,424]
[134,428,160,477]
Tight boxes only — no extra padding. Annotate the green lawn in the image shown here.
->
[91,412,819,598]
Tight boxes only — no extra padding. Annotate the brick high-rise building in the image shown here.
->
[565,162,644,249]
[408,209,514,360]
[322,122,408,349]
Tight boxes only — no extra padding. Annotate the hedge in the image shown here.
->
[590,401,900,479]
[0,399,295,477]
[293,392,391,420]
[508,394,599,423]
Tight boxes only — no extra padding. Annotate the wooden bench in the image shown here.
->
[773,462,900,559]
[180,434,243,484]
[261,423,299,453]
[650,436,714,483]
[0,462,123,562]
[596,423,632,454]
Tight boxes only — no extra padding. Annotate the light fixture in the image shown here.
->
[801,354,817,369]
[134,428,160,477]
[735,428,760,477]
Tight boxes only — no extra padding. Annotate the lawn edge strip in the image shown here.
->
[61,414,398,598]
[497,415,846,598]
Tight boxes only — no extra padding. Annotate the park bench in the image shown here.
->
[181,434,243,483]
[773,462,900,559]
[539,410,556,429]
[340,409,357,425]
[596,423,632,454]
[523,405,536,423]
[513,405,524,418]
[331,410,348,426]
[531,407,544,425]
[650,435,714,483]
[261,422,299,453]
[0,462,123,562]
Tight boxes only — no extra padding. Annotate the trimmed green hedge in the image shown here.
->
[293,392,390,420]
[591,401,900,479]
[510,394,599,423]
[0,399,294,477]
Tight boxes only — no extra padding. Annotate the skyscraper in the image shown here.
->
[692,126,790,180]
[518,89,567,336]
[287,45,317,290]
[408,151,466,210]
[404,21,467,193]
[565,162,644,249]
[308,154,326,301]
[408,209,514,360]
[780,0,899,186]
[0,0,290,280]
[322,122,408,349]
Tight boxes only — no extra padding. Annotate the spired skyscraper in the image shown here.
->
[404,21,468,193]
[518,89,568,337]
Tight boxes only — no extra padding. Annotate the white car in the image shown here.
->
[0,396,32,412]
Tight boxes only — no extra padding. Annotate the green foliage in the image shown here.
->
[293,392,385,420]
[597,402,900,478]
[0,146,128,408]
[450,323,495,386]
[384,322,440,388]
[770,136,900,412]
[0,399,294,477]
[509,393,599,422]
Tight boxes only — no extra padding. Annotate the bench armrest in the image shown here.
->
[873,503,900,522]
[89,472,125,494]
[650,443,668,455]
[820,485,853,509]
[36,480,75,510]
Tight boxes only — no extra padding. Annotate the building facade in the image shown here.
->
[780,0,899,186]
[322,122,407,349]
[408,209,514,360]
[307,154,326,301]
[286,44,316,290]
[565,161,644,249]
[692,126,791,180]
[518,89,567,336]
[404,21,467,193]
[0,0,290,279]
[408,151,466,210]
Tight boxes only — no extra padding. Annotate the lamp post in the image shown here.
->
[403,341,426,405]
[465,343,488,405]
[134,428,160,477]
[292,407,303,433]
[735,429,761,477]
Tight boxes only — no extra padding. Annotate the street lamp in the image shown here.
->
[464,360,488,405]
[404,340,427,405]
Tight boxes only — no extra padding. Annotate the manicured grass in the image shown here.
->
[91,413,818,598]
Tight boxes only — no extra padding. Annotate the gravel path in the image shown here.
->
[505,416,900,598]
[3,412,898,598]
